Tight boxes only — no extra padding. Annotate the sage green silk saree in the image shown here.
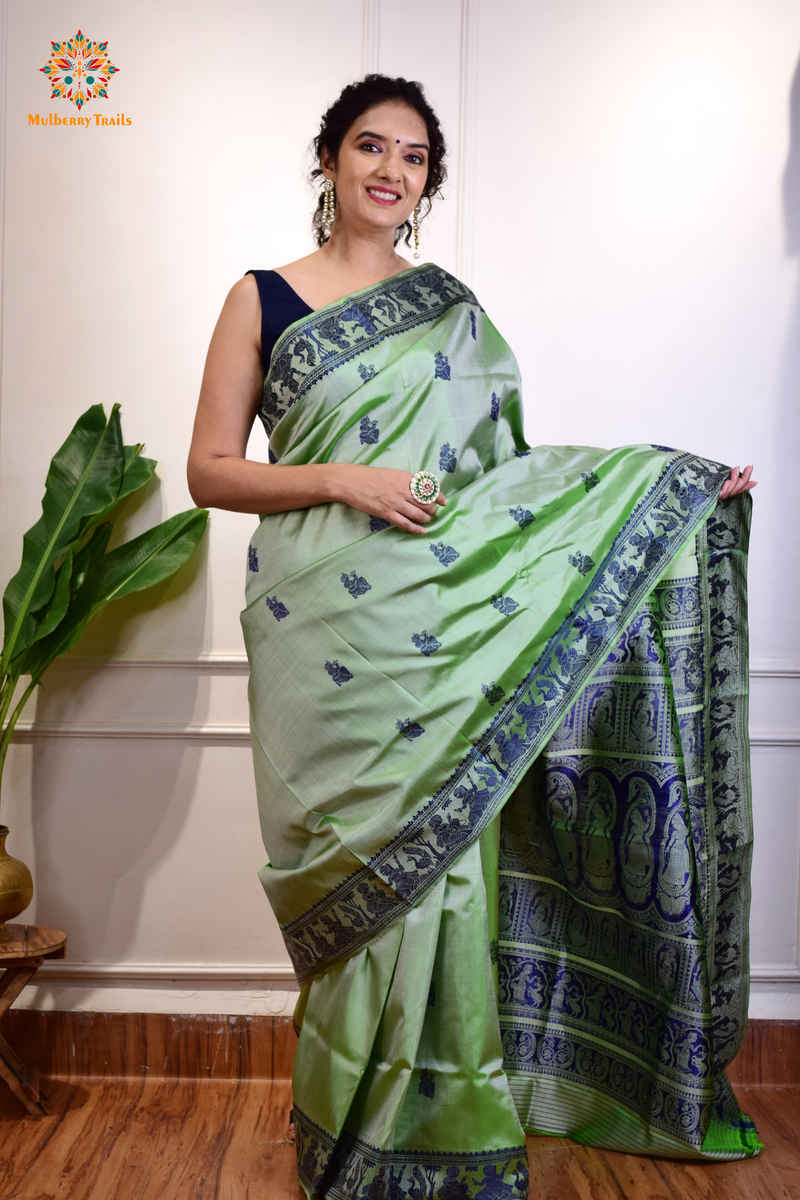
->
[241,264,761,1199]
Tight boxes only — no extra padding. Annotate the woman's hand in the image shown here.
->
[331,464,447,534]
[719,465,756,500]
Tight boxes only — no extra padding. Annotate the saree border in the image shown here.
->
[260,265,479,437]
[282,452,731,983]
[704,497,753,1077]
[294,1104,528,1200]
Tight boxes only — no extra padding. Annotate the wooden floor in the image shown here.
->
[0,1078,797,1200]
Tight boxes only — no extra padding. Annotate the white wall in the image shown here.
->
[1,0,798,1018]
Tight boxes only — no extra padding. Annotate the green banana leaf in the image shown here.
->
[23,507,209,681]
[71,522,113,594]
[0,401,210,810]
[26,550,74,648]
[2,404,125,665]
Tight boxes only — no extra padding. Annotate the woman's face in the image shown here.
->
[322,100,430,240]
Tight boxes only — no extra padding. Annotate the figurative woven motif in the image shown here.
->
[260,269,479,437]
[430,542,460,567]
[294,1107,528,1200]
[40,30,119,110]
[497,499,754,1154]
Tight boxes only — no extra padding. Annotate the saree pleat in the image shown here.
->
[241,264,761,1198]
[295,819,529,1199]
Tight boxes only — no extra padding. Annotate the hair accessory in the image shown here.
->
[412,203,421,259]
[322,179,335,237]
[409,470,440,504]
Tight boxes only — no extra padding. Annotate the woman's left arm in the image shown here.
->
[719,465,756,500]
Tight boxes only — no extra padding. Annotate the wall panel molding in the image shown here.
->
[362,0,380,74]
[49,654,250,673]
[13,722,252,742]
[455,0,479,282]
[36,960,798,987]
[47,656,800,677]
[12,723,799,746]
[40,961,297,985]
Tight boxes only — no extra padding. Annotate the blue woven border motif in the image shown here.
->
[294,1105,528,1199]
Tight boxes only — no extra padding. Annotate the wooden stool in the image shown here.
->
[0,924,66,1116]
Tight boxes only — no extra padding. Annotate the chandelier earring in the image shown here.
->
[412,203,421,260]
[322,179,335,237]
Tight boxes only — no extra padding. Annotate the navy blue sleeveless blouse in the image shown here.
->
[246,270,313,375]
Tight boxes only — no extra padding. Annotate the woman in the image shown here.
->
[188,75,759,1200]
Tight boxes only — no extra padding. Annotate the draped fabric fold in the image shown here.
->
[241,264,761,1198]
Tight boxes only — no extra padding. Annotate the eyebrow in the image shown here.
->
[354,129,430,151]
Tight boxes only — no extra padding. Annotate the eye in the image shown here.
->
[359,141,381,153]
[405,153,425,166]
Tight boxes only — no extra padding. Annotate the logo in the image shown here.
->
[39,30,119,111]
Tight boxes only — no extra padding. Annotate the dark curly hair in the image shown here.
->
[310,74,447,250]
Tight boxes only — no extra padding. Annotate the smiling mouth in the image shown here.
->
[366,187,401,205]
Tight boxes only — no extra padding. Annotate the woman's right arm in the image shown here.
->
[186,276,444,533]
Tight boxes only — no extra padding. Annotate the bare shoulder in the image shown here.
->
[208,275,261,351]
[225,273,259,309]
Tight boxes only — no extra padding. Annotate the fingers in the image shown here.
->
[377,495,446,534]
[720,465,757,500]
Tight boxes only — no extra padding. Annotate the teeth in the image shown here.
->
[368,189,398,201]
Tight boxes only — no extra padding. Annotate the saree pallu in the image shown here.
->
[241,264,761,1199]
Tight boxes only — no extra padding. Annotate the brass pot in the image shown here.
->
[0,825,33,942]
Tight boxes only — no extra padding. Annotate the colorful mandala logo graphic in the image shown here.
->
[39,30,119,111]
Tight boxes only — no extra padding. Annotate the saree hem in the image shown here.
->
[295,1104,529,1199]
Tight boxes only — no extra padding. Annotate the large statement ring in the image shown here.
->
[409,470,440,505]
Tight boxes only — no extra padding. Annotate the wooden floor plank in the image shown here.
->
[0,1080,797,1199]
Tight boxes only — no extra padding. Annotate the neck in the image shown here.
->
[320,219,409,278]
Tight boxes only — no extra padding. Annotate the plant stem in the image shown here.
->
[0,675,38,820]
[0,665,22,744]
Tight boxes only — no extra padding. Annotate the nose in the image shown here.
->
[378,149,403,183]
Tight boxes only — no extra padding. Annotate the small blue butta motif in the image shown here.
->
[581,470,600,491]
[568,551,595,576]
[341,570,372,598]
[509,505,535,529]
[514,448,531,458]
[490,392,500,421]
[434,351,451,380]
[491,594,519,616]
[325,660,353,686]
[369,515,391,532]
[357,362,376,382]
[265,595,289,621]
[439,443,458,473]
[396,718,425,740]
[470,310,477,339]
[652,444,675,452]
[429,542,460,567]
[248,545,259,573]
[418,1070,436,1099]
[482,681,505,705]
[359,416,380,444]
[412,630,442,656]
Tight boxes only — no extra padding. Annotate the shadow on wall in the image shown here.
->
[27,499,210,1002]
